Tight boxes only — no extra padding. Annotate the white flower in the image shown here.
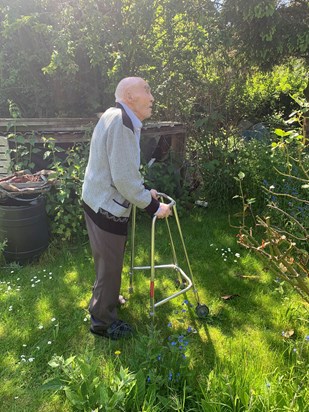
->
[47,341,52,345]
[38,325,44,329]
[269,185,275,190]
[28,357,35,362]
[22,344,27,347]
[51,318,56,322]
[84,317,88,322]
[235,253,240,258]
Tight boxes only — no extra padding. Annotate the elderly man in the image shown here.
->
[82,77,171,340]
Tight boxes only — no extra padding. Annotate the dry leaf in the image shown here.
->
[221,294,240,300]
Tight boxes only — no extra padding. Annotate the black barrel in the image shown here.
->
[0,196,49,264]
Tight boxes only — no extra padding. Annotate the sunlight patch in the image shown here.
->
[64,270,78,284]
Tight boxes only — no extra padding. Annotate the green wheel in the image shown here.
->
[195,304,209,319]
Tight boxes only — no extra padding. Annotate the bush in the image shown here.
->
[188,127,288,210]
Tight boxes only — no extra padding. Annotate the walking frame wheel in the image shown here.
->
[195,303,209,319]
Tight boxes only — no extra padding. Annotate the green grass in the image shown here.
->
[0,207,308,411]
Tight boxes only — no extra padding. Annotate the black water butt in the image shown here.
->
[0,196,49,264]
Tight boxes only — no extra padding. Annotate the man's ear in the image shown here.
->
[126,89,136,102]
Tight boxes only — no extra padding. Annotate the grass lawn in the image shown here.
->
[0,206,308,411]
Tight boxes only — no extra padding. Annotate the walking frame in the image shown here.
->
[129,193,209,319]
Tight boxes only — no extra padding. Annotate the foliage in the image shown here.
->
[43,353,138,411]
[6,129,90,241]
[235,107,309,303]
[142,154,197,212]
[43,326,195,411]
[187,126,286,209]
[42,138,89,241]
[221,0,309,69]
[1,0,307,126]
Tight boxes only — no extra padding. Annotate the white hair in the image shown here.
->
[115,77,143,101]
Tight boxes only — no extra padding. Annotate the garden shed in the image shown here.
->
[0,117,186,172]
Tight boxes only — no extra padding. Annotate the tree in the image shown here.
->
[220,0,309,137]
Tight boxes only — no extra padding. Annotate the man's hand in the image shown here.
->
[155,202,172,219]
[150,189,158,200]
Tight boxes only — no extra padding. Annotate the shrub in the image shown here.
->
[235,105,309,304]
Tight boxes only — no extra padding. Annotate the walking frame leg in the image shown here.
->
[129,193,205,318]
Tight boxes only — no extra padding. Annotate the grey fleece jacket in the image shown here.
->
[82,105,159,218]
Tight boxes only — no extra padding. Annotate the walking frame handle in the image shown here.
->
[156,192,176,208]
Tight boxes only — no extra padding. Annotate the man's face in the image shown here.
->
[128,80,154,121]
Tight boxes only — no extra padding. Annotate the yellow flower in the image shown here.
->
[114,350,121,356]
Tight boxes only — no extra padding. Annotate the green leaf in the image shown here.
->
[64,388,85,408]
[274,128,286,137]
[41,377,64,391]
[134,369,145,408]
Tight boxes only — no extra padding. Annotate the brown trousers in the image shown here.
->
[84,213,127,329]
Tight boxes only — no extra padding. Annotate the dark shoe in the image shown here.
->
[90,319,133,340]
